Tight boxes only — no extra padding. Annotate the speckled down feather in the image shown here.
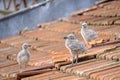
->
[65,39,87,55]
[17,43,30,66]
[65,34,87,65]
[81,22,98,44]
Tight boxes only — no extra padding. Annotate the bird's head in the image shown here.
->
[22,43,31,50]
[64,34,75,40]
[82,22,87,29]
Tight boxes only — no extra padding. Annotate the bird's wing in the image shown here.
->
[81,29,89,43]
[17,50,24,62]
[17,50,22,57]
[69,40,85,51]
[17,50,26,58]
[17,50,30,63]
[87,29,98,39]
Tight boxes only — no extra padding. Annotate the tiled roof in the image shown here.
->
[0,0,120,80]
[22,70,88,80]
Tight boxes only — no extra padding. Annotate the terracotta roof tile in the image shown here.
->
[102,71,120,80]
[54,44,118,68]
[0,47,19,61]
[98,47,120,61]
[69,60,115,75]
[0,59,17,69]
[85,62,120,78]
[59,59,120,79]
[68,15,102,24]
[114,19,120,25]
[44,21,81,33]
[22,70,88,80]
[21,70,67,80]
[1,0,120,80]
[0,64,19,78]
[28,50,52,66]
[23,29,67,42]
[0,76,8,80]
[2,48,52,66]
[35,42,66,53]
[0,43,9,50]
[90,66,120,80]
[52,76,86,80]
[83,1,120,17]
[1,35,35,49]
[60,59,96,71]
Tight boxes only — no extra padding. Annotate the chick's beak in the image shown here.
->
[64,37,67,39]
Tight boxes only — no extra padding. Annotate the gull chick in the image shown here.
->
[81,22,98,45]
[17,43,31,72]
[64,34,87,65]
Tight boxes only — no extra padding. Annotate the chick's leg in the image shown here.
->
[19,64,22,73]
[75,53,78,64]
[72,54,75,65]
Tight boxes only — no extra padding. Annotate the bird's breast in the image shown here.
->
[20,54,30,64]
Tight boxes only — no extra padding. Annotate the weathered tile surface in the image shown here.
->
[22,70,88,80]
[1,0,120,80]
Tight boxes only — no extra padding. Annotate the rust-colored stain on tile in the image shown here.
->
[1,0,120,80]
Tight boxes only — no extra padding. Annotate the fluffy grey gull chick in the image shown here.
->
[17,43,31,72]
[81,22,98,45]
[64,34,87,65]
